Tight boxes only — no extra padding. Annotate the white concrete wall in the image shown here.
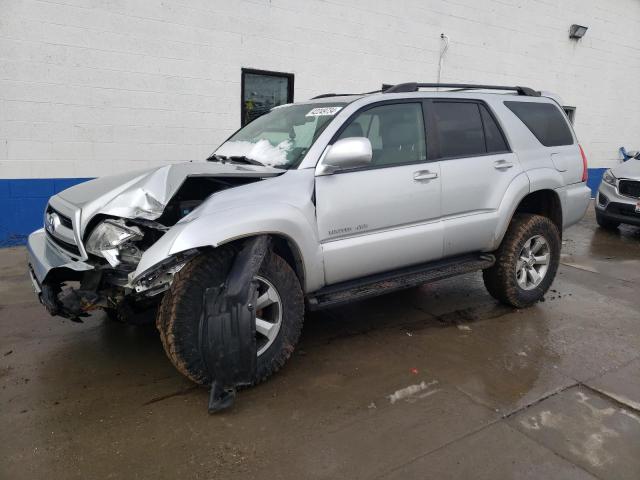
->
[1,0,639,178]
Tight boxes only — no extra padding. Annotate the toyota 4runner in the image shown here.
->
[28,82,592,389]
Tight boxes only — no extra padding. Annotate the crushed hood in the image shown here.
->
[56,162,283,232]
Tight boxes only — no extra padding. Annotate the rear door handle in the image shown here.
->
[494,160,514,170]
[413,170,438,181]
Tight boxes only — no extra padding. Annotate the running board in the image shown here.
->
[307,253,495,310]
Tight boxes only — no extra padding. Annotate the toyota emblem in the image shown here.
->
[45,212,59,234]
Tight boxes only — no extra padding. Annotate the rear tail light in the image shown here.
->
[579,144,588,182]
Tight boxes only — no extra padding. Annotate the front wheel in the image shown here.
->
[156,247,304,386]
[483,214,560,308]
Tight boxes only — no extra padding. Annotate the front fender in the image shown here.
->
[133,203,325,293]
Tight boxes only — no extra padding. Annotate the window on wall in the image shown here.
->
[241,68,294,126]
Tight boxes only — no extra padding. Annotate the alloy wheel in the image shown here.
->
[254,275,283,356]
[515,235,550,290]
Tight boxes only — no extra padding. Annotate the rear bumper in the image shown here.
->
[27,229,94,285]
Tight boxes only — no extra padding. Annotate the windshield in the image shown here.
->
[214,103,347,169]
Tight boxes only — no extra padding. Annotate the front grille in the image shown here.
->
[619,180,640,199]
[46,230,81,257]
[46,205,73,229]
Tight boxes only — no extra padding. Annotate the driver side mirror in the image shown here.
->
[317,137,373,175]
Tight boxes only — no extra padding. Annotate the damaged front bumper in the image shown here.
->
[27,229,94,290]
[27,229,100,319]
[28,228,193,321]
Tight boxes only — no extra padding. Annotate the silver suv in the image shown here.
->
[27,83,591,387]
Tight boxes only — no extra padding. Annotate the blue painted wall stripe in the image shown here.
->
[0,169,605,247]
[586,168,606,197]
[0,178,91,247]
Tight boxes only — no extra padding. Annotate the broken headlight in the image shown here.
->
[85,219,143,267]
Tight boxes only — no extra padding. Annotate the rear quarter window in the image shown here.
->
[504,101,574,147]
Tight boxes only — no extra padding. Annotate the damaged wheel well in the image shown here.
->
[270,235,305,288]
[513,189,563,236]
[215,234,305,289]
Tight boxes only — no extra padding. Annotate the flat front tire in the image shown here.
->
[156,247,304,385]
[483,214,560,308]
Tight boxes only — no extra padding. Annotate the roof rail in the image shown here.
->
[311,93,346,99]
[383,83,540,97]
[310,89,382,100]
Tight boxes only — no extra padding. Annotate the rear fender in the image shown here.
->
[491,168,566,249]
[491,172,530,249]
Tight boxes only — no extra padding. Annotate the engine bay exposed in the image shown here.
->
[86,175,263,267]
[156,176,262,226]
[46,175,267,320]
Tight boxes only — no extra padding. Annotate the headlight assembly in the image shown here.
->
[85,219,143,267]
[602,169,617,186]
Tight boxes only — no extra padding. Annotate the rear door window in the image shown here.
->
[431,102,486,158]
[479,104,508,153]
[504,101,574,147]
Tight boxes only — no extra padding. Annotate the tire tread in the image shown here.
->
[483,214,560,308]
[156,247,304,386]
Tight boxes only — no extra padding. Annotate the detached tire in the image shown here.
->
[483,214,560,308]
[156,247,304,386]
[596,211,620,230]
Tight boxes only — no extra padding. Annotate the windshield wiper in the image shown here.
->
[227,155,265,167]
[205,153,265,167]
[206,153,226,163]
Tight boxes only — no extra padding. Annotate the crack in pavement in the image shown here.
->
[142,385,199,406]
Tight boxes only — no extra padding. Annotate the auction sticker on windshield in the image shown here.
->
[306,107,343,117]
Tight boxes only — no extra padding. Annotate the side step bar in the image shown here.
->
[307,253,495,310]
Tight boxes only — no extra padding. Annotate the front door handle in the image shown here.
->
[413,170,438,181]
[494,160,514,170]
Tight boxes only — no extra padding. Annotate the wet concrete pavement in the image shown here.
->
[1,205,639,479]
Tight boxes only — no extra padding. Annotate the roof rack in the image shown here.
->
[383,83,540,97]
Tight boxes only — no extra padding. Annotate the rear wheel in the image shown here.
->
[156,247,304,385]
[483,214,560,308]
[596,211,620,230]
